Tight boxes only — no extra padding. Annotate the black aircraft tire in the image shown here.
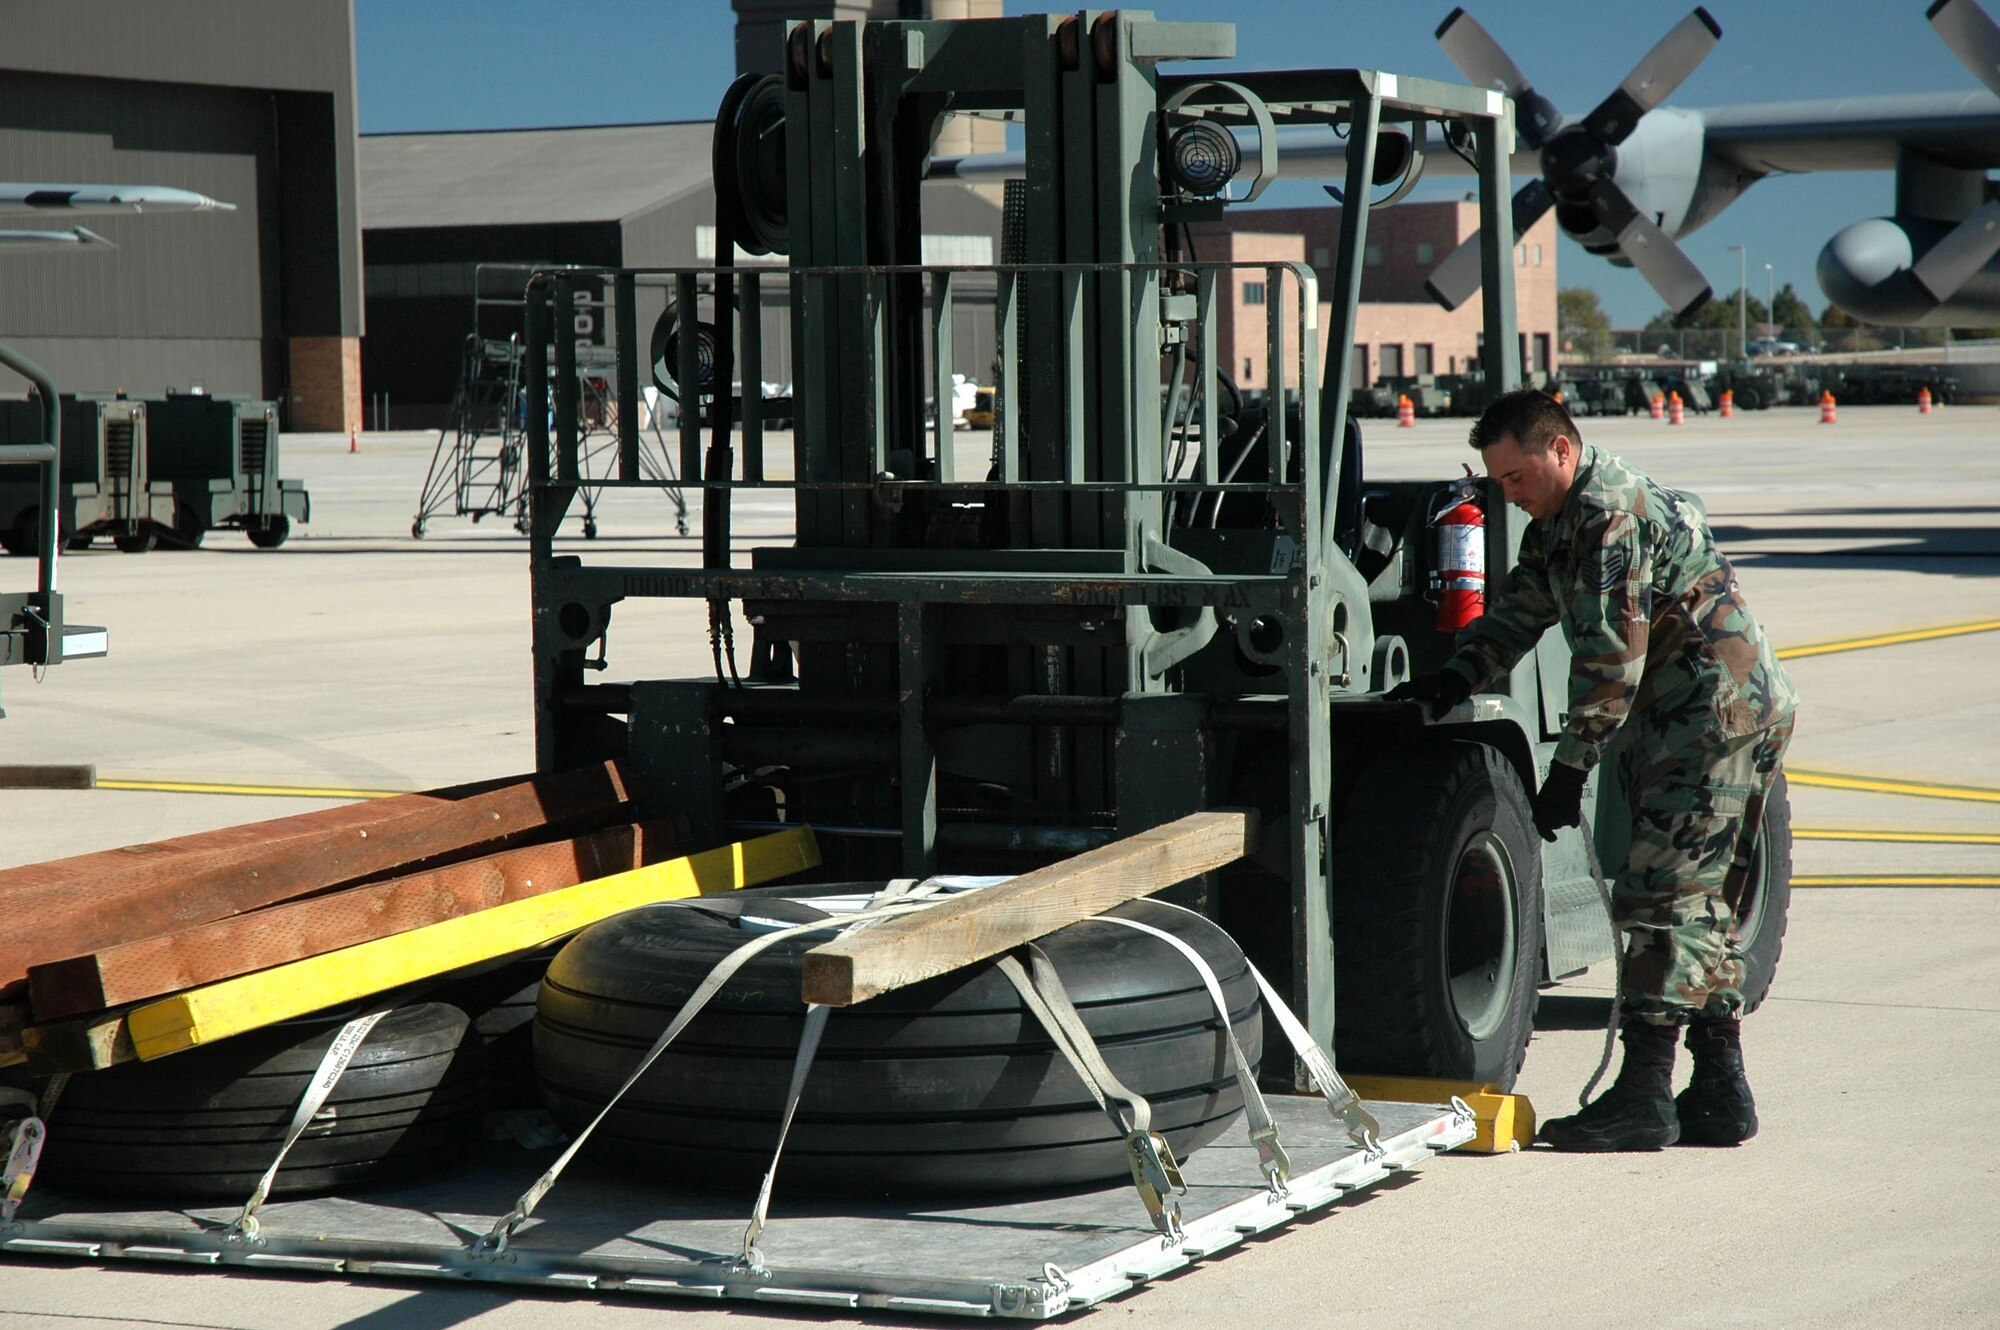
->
[1331,740,1544,1090]
[40,1003,488,1200]
[1737,772,1793,1013]
[535,896,1262,1195]
[247,515,290,549]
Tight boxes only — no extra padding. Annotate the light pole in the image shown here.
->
[1727,244,1747,357]
[1765,263,1774,338]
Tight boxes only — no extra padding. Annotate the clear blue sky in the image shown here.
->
[355,1,1981,327]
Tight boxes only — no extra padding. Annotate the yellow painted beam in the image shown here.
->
[95,778,404,800]
[1794,874,2000,888]
[1777,617,2000,661]
[123,827,820,1061]
[1785,769,2000,805]
[1795,828,2000,845]
[1342,1074,1537,1153]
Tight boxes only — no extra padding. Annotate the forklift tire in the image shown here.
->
[0,511,30,557]
[1737,772,1793,1013]
[535,896,1261,1195]
[247,516,290,549]
[39,1003,488,1201]
[1331,740,1542,1090]
[113,530,157,554]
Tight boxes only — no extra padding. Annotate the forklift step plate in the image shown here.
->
[1,1098,1471,1318]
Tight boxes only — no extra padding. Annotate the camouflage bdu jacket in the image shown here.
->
[1442,444,1798,773]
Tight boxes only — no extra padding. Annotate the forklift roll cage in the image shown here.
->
[523,12,1566,1057]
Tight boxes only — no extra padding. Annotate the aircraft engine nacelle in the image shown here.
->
[1817,215,2000,327]
[1552,108,1712,261]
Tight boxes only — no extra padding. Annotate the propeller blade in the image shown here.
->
[1582,7,1721,146]
[1424,179,1556,310]
[1929,0,2000,99]
[1434,8,1562,148]
[1911,198,2000,301]
[1584,179,1712,321]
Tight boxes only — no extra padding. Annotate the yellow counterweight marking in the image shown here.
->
[1785,770,2000,805]
[96,778,403,800]
[1795,828,2000,845]
[1794,875,2000,887]
[1777,617,2000,661]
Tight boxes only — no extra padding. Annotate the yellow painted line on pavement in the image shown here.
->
[1795,828,2000,845]
[1777,617,2000,661]
[1794,874,2000,888]
[1785,769,2000,805]
[96,778,403,800]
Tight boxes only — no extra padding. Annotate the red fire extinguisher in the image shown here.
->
[1430,478,1486,632]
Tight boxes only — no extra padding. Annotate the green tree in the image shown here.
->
[1771,282,1816,342]
[1557,287,1616,362]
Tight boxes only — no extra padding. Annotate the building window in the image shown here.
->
[1311,246,1331,268]
[1352,344,1369,385]
[1534,332,1553,374]
[1243,356,1255,383]
[1515,245,1527,266]
[1364,244,1383,267]
[1415,242,1434,265]
[1380,344,1404,380]
[1413,343,1435,376]
[1242,280,1266,306]
[1532,243,1544,266]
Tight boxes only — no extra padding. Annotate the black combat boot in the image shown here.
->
[1538,1019,1681,1152]
[1676,1017,1757,1145]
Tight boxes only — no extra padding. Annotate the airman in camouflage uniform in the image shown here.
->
[1392,389,1797,1152]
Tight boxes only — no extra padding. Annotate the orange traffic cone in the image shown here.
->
[1397,394,1415,428]
[348,430,358,453]
[1918,386,1933,414]
[1668,391,1685,425]
[1819,391,1837,424]
[1648,394,1664,420]
[1719,389,1734,418]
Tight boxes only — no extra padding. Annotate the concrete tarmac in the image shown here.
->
[1,403,1996,1327]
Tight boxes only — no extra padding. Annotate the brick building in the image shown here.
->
[1189,199,1560,393]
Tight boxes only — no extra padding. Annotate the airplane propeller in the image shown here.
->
[1912,0,2000,302]
[1425,7,1719,322]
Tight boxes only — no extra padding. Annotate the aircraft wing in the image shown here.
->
[1695,91,2000,174]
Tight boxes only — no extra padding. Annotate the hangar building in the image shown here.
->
[0,0,363,431]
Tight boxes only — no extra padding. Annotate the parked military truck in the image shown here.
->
[143,394,309,548]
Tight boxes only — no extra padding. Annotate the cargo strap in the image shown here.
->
[1243,959,1383,1152]
[1091,915,1290,1192]
[1577,819,1636,1109]
[477,886,943,1258]
[2,1074,71,1224]
[221,1007,393,1242]
[994,945,1187,1241]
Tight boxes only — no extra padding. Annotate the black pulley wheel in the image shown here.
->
[1331,741,1544,1089]
[40,1003,488,1200]
[535,896,1262,1195]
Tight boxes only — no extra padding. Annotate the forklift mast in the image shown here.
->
[525,11,1528,1048]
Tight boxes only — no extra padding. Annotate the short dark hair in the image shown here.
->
[1468,388,1580,453]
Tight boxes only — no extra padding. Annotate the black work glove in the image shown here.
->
[1386,669,1471,721]
[1532,762,1587,843]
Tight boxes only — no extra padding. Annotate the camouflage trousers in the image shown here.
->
[1607,709,1795,1024]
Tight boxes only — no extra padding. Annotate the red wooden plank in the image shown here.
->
[26,820,680,1020]
[0,760,638,996]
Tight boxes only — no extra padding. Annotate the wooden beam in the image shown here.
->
[25,820,683,1021]
[0,760,639,995]
[799,810,1256,1007]
[21,1007,132,1075]
[0,764,95,789]
[113,826,820,1064]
